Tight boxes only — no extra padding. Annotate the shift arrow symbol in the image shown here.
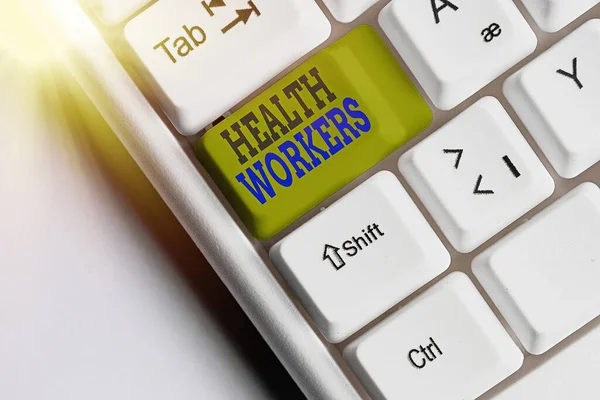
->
[221,1,261,34]
[473,174,495,195]
[323,244,346,271]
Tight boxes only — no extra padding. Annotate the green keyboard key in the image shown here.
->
[195,25,432,239]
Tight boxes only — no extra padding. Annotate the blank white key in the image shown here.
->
[379,0,536,110]
[473,183,600,355]
[505,20,600,178]
[125,0,331,135]
[270,171,450,343]
[520,0,600,32]
[399,97,554,253]
[85,0,152,25]
[345,272,523,400]
[492,323,600,400]
[321,0,378,23]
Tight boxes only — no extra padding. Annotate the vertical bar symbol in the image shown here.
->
[503,155,521,178]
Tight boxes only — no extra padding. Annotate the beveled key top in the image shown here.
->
[399,97,554,253]
[474,183,600,355]
[379,0,536,110]
[125,0,331,135]
[505,20,600,178]
[270,172,450,342]
[345,273,523,400]
[195,26,432,239]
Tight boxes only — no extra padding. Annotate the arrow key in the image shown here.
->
[270,172,450,343]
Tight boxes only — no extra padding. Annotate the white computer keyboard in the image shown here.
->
[80,0,600,398]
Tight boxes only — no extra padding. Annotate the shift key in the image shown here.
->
[195,25,432,239]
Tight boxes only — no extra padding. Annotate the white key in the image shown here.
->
[379,0,536,110]
[520,0,600,33]
[125,0,331,136]
[86,0,152,25]
[473,183,600,355]
[321,0,378,23]
[399,97,554,253]
[344,272,523,400]
[270,171,450,343]
[491,323,600,400]
[505,20,600,178]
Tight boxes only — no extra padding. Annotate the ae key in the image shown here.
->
[379,0,536,110]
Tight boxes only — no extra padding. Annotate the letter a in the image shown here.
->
[184,25,207,46]
[431,0,458,24]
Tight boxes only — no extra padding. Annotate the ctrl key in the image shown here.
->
[345,273,523,400]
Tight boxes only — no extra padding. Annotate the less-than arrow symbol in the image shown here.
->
[443,149,463,169]
[473,174,494,195]
[221,1,261,34]
[323,244,346,271]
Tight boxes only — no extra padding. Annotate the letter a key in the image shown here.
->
[380,0,536,110]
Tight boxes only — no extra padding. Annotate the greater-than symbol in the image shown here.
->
[443,148,463,169]
[473,174,494,195]
[202,0,226,17]
[323,244,346,271]
[221,0,261,34]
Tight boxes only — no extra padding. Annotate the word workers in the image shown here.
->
[218,67,372,205]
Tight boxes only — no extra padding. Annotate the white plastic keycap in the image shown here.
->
[87,0,152,25]
[321,0,378,23]
[492,323,600,399]
[474,183,600,355]
[345,272,523,400]
[505,20,600,178]
[520,0,600,32]
[379,0,536,110]
[270,171,450,343]
[400,97,554,253]
[125,0,331,135]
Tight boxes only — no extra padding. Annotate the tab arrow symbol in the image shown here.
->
[202,0,226,16]
[473,174,494,195]
[207,0,226,7]
[443,149,463,169]
[323,244,346,271]
[221,1,261,34]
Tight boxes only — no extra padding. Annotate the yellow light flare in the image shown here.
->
[0,0,59,68]
[0,0,167,219]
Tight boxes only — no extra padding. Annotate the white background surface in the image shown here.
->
[0,56,303,399]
